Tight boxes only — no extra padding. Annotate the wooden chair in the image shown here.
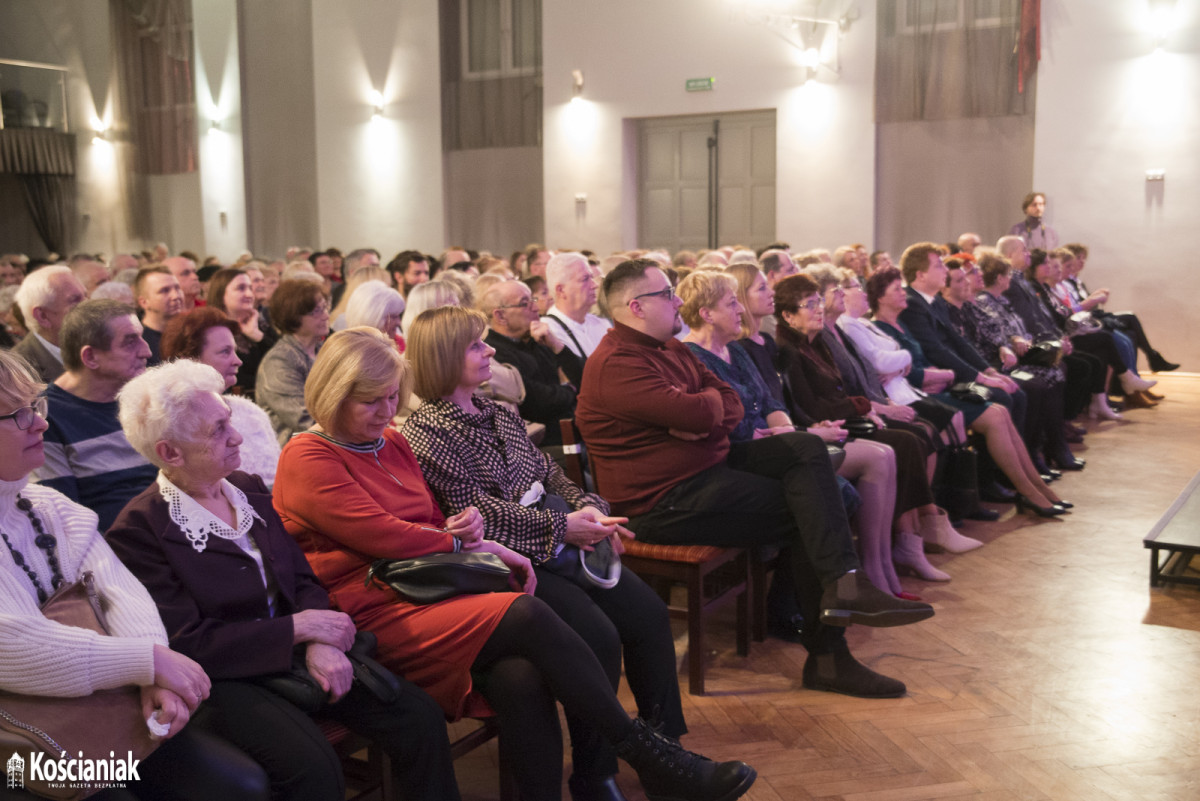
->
[559,420,750,695]
[322,716,517,801]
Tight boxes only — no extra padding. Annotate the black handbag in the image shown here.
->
[1020,340,1063,367]
[366,552,513,604]
[948,381,992,404]
[535,492,621,589]
[842,417,878,438]
[934,445,982,521]
[252,631,401,715]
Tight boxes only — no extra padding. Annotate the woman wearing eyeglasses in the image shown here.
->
[256,280,330,445]
[0,349,270,800]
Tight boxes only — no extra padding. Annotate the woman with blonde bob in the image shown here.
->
[404,306,686,801]
[274,327,756,801]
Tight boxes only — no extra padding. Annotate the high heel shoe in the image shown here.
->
[1053,499,1074,510]
[1118,371,1157,394]
[1089,394,1122,421]
[1015,495,1067,518]
[893,531,951,582]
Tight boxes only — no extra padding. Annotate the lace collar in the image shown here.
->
[156,473,265,553]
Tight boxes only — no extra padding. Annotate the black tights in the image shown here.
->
[471,595,635,801]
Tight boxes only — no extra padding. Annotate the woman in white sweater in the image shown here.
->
[0,349,267,800]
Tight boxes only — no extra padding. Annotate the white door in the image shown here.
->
[638,110,776,252]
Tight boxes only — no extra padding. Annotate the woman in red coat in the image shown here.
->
[273,326,756,801]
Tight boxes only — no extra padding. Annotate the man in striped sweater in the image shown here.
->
[34,299,157,531]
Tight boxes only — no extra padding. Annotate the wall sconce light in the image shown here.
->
[800,47,821,69]
[1149,0,1177,51]
[209,118,221,132]
[370,90,384,118]
[571,70,584,102]
[91,128,110,144]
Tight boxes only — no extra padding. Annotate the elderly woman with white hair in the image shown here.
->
[399,278,461,335]
[0,350,271,801]
[345,279,406,352]
[107,359,462,801]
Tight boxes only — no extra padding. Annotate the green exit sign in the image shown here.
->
[685,77,714,92]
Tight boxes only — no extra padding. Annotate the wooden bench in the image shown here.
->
[559,420,750,695]
[1144,469,1200,588]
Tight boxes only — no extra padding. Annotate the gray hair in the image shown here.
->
[15,265,72,334]
[117,360,227,469]
[346,281,406,332]
[60,300,138,372]
[727,249,758,265]
[401,280,460,334]
[90,281,136,304]
[545,251,588,293]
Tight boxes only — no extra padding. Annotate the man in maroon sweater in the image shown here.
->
[576,259,933,698]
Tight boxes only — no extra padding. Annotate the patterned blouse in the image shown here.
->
[402,397,608,563]
[969,292,1065,385]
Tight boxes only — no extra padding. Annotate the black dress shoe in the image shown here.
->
[803,645,906,698]
[1015,495,1067,518]
[1148,352,1180,372]
[819,571,934,628]
[1054,499,1074,510]
[966,507,1000,522]
[569,775,630,801]
[979,482,1016,503]
[1051,456,1085,471]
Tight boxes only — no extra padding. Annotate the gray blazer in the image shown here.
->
[12,334,64,383]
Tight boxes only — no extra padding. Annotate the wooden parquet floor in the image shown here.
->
[450,374,1200,801]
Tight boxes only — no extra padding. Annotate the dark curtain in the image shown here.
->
[875,0,1036,123]
[18,174,75,255]
[0,128,77,254]
[113,0,198,175]
[440,0,542,151]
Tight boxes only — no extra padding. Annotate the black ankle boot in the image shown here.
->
[569,775,630,801]
[1148,351,1180,372]
[615,718,756,801]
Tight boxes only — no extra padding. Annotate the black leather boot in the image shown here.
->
[615,718,756,801]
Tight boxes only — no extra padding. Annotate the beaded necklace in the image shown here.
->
[0,495,66,604]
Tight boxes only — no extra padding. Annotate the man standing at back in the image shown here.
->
[542,251,611,360]
[576,259,932,698]
[12,265,87,382]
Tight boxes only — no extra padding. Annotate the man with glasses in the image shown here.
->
[33,299,157,531]
[576,259,932,699]
[482,279,583,448]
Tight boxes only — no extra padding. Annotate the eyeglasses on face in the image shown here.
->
[0,396,48,430]
[308,302,330,316]
[630,286,675,304]
[797,297,823,311]
[497,297,534,310]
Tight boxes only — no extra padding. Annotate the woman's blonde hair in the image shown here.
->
[726,262,764,340]
[0,350,44,414]
[407,306,488,401]
[305,327,409,432]
[677,270,737,329]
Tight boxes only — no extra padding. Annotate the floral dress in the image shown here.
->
[967,293,1065,386]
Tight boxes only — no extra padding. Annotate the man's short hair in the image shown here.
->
[133,266,173,301]
[15,264,72,333]
[996,235,1024,258]
[758,250,790,276]
[1020,192,1044,213]
[387,250,427,280]
[601,258,659,310]
[869,250,889,267]
[899,242,942,285]
[757,241,790,258]
[60,299,137,372]
[545,251,587,292]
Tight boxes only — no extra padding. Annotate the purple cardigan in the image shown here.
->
[106,470,331,680]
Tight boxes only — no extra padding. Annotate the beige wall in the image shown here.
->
[541,0,878,256]
[1033,0,1199,370]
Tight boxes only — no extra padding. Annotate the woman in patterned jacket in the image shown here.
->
[402,306,686,801]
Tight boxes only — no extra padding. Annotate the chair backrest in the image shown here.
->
[558,419,594,492]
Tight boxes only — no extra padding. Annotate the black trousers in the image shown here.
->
[626,431,858,654]
[1,725,270,801]
[471,596,638,801]
[531,566,685,782]
[191,672,460,801]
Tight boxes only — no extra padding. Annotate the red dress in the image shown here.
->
[273,428,518,720]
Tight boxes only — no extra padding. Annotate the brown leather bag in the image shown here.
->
[0,572,161,800]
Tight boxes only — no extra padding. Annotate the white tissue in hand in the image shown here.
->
[146,713,171,739]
